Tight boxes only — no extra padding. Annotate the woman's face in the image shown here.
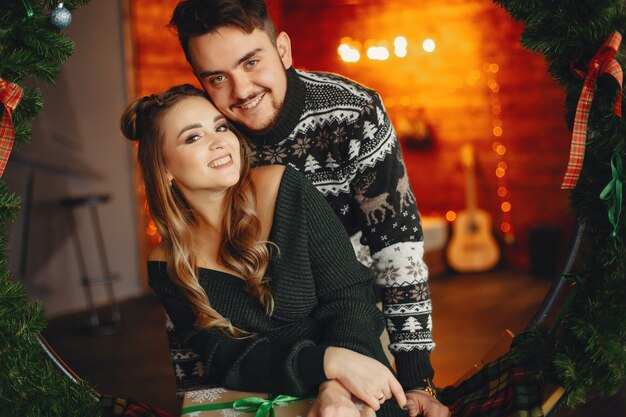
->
[161,95,242,199]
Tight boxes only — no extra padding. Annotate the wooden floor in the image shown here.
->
[43,269,626,416]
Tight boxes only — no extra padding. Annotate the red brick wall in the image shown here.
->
[280,0,573,268]
[129,0,574,269]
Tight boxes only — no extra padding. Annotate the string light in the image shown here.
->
[422,38,436,52]
[485,62,515,244]
[338,39,361,62]
[336,34,436,62]
[366,45,390,61]
[394,36,407,57]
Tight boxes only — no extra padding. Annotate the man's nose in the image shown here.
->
[231,73,254,100]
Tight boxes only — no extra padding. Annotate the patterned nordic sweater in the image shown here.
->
[235,67,434,389]
[149,167,405,416]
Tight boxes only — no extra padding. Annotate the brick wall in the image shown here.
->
[130,0,574,269]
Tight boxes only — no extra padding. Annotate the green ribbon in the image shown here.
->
[599,153,624,238]
[181,394,302,417]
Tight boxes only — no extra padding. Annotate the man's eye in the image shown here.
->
[210,75,225,84]
[185,134,201,144]
[246,60,258,69]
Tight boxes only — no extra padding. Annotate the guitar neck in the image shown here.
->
[465,162,477,213]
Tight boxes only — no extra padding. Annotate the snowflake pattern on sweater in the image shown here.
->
[241,68,435,387]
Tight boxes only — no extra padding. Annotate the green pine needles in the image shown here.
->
[0,1,99,416]
[495,0,626,408]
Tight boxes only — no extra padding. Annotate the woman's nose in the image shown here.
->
[209,137,227,150]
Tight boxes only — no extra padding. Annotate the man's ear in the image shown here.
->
[276,31,293,69]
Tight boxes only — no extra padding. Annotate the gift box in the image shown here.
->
[181,387,376,417]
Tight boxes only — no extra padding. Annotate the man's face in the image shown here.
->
[188,26,293,133]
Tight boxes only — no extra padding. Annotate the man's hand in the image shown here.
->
[307,380,360,417]
[405,390,451,417]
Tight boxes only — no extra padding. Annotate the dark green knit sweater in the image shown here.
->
[148,167,405,416]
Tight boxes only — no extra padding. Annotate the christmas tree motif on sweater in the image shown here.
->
[376,106,386,126]
[402,316,423,332]
[192,361,205,377]
[348,139,360,160]
[175,363,186,380]
[325,153,339,169]
[354,172,397,226]
[363,120,378,140]
[304,154,321,172]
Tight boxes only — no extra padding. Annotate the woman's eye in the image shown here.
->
[216,124,229,133]
[185,134,201,144]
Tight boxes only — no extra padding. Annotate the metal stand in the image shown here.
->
[62,194,121,335]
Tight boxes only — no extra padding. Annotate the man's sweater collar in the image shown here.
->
[234,67,305,147]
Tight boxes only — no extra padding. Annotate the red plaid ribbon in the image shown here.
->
[561,31,623,190]
[0,78,23,178]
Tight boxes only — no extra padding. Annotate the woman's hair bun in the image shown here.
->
[120,97,148,142]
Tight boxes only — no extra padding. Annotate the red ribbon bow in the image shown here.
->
[0,78,23,178]
[561,31,623,190]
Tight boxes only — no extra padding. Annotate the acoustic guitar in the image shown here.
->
[446,144,501,273]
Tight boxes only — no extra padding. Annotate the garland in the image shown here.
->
[494,0,626,408]
[0,1,99,416]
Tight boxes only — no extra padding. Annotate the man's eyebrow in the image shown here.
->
[197,48,263,79]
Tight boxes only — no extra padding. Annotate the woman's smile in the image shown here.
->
[208,154,233,168]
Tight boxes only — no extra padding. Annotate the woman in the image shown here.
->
[120,84,411,417]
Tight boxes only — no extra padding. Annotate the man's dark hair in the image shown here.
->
[170,0,277,66]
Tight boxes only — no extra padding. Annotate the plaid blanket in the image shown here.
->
[100,395,175,417]
[439,351,545,417]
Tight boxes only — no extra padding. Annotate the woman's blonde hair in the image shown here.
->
[120,84,273,336]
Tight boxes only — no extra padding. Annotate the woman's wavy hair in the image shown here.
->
[120,84,274,336]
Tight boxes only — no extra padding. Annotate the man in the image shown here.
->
[170,1,449,416]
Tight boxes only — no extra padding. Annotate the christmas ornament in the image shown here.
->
[50,3,72,29]
[561,31,623,190]
[0,78,24,178]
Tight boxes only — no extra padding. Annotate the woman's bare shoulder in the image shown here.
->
[250,165,286,195]
[250,165,286,230]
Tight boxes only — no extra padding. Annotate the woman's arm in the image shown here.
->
[150,266,325,396]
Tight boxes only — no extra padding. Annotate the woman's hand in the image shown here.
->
[323,346,407,411]
[307,380,360,417]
